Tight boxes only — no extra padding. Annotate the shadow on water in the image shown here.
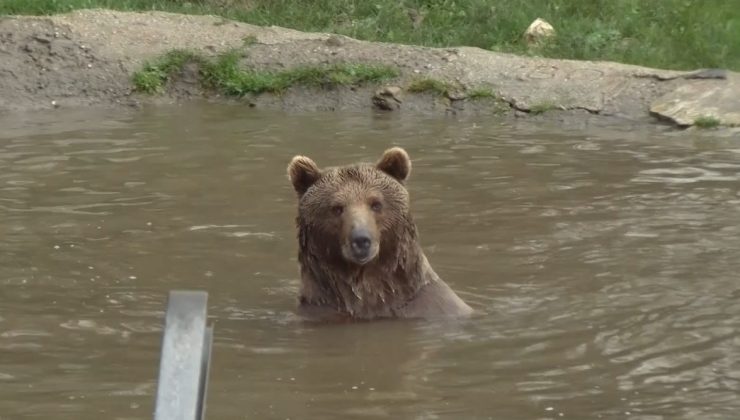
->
[1,102,739,419]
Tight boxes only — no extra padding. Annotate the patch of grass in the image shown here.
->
[132,48,398,95]
[278,63,399,89]
[694,115,721,128]
[132,49,203,93]
[2,0,738,71]
[468,87,496,100]
[528,101,558,115]
[407,78,451,96]
[467,87,511,113]
[132,70,164,94]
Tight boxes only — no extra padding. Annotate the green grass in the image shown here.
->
[693,115,721,128]
[133,49,204,93]
[528,101,558,115]
[467,87,496,100]
[132,48,399,95]
[407,78,452,96]
[467,87,510,113]
[2,0,739,71]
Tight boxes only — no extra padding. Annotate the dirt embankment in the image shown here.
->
[1,9,738,128]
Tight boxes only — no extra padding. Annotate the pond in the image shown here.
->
[1,103,739,419]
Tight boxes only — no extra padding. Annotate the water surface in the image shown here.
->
[1,104,739,419]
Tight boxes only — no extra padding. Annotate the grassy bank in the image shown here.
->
[2,0,739,71]
[132,48,398,95]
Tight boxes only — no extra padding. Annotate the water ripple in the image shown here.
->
[2,107,740,419]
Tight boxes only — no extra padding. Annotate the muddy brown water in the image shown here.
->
[1,103,739,420]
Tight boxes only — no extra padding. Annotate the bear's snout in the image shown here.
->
[351,228,372,254]
[343,225,379,265]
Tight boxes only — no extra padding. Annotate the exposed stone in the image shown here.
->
[523,18,555,45]
[325,35,343,47]
[650,73,740,127]
[445,90,467,101]
[372,86,403,111]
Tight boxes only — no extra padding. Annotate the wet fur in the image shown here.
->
[288,148,473,320]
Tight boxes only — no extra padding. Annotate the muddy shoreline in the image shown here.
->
[1,9,738,129]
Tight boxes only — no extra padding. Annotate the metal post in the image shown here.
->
[154,290,213,420]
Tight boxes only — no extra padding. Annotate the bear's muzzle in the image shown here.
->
[344,226,379,265]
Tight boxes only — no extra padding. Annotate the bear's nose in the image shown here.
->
[350,229,372,253]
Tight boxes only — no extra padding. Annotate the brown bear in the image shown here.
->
[286,147,473,321]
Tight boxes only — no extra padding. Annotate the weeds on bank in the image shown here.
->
[3,0,738,71]
[528,102,558,115]
[467,87,496,100]
[407,78,452,96]
[132,50,203,93]
[466,87,511,113]
[694,116,721,128]
[132,48,399,95]
[406,80,509,113]
[406,79,504,102]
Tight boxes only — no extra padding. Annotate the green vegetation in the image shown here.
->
[133,50,203,93]
[528,102,558,115]
[132,48,399,95]
[467,87,496,100]
[2,0,738,71]
[407,78,452,96]
[406,80,509,113]
[693,115,721,128]
[469,89,510,114]
[405,77,508,107]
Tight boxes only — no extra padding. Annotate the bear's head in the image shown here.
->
[287,147,413,267]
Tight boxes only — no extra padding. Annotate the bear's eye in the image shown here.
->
[370,200,383,212]
[331,205,344,216]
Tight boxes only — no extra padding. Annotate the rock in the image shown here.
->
[372,86,403,111]
[649,73,740,127]
[445,90,467,101]
[325,35,343,47]
[684,68,727,80]
[33,35,52,44]
[523,18,555,45]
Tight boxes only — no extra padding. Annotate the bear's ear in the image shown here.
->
[287,155,321,196]
[376,147,411,182]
